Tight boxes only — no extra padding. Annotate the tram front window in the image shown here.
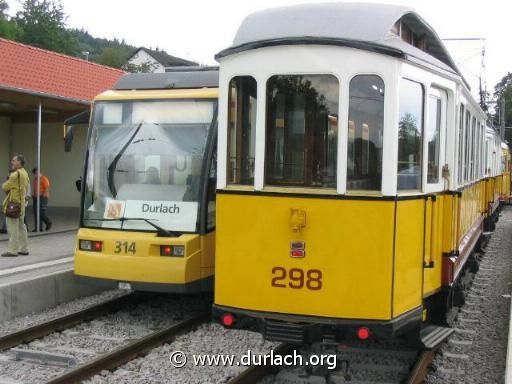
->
[82,100,215,233]
[265,75,339,188]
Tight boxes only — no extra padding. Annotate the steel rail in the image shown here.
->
[0,293,138,351]
[46,313,209,384]
[227,343,295,384]
[406,350,435,384]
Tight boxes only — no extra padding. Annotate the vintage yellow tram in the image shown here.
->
[212,4,506,347]
[73,68,219,292]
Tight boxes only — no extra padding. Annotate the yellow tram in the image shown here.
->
[499,142,511,204]
[212,4,507,347]
[73,68,219,292]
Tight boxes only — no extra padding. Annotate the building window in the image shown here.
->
[398,79,424,190]
[347,75,384,191]
[227,77,257,185]
[265,75,339,188]
[427,94,441,184]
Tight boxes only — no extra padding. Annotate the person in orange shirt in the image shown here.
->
[31,168,52,232]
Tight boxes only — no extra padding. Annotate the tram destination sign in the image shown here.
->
[104,199,198,232]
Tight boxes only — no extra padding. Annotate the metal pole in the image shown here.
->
[37,103,41,233]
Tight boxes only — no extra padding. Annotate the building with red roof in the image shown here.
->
[0,38,125,214]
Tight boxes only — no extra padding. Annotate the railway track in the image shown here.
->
[0,293,210,384]
[226,342,438,384]
[47,313,209,384]
[0,293,138,351]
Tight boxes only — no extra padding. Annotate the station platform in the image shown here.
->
[0,206,79,241]
[0,217,104,322]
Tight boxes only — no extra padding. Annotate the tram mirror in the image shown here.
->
[64,125,74,152]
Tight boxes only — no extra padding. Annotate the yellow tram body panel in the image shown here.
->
[215,192,432,321]
[75,228,215,285]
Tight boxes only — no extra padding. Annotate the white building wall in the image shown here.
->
[11,121,88,208]
[127,50,165,73]
[0,116,11,174]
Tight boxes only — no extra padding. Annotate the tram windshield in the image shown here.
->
[82,99,215,233]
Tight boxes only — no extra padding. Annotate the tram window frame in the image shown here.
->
[347,74,385,192]
[227,76,257,186]
[485,139,489,176]
[397,78,424,192]
[475,121,482,180]
[464,111,471,183]
[458,104,465,186]
[426,88,445,186]
[469,116,476,181]
[264,74,340,189]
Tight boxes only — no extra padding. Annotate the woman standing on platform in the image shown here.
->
[1,154,30,257]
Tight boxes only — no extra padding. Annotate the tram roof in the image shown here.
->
[217,3,465,84]
[113,67,219,90]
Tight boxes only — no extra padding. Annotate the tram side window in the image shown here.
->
[458,105,464,185]
[464,111,470,182]
[475,121,482,179]
[347,75,384,191]
[206,145,217,230]
[227,77,257,185]
[485,140,489,175]
[471,117,477,180]
[265,75,339,188]
[398,79,424,190]
[427,95,441,184]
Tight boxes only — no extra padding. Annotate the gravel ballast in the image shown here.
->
[0,293,210,384]
[426,205,512,383]
[85,323,278,384]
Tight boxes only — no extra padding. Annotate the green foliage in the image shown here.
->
[15,0,79,55]
[0,0,8,17]
[493,72,512,143]
[0,0,22,40]
[97,46,133,68]
[1,0,137,68]
[69,28,136,67]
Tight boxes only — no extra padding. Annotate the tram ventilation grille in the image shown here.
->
[263,320,306,344]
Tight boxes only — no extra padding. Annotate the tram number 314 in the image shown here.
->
[114,241,136,255]
[271,267,323,290]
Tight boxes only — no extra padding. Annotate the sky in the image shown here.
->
[5,0,511,101]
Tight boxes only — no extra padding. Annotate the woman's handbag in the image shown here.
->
[5,172,21,219]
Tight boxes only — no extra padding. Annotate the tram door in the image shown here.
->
[423,88,447,294]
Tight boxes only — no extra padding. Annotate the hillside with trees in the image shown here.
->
[0,0,137,68]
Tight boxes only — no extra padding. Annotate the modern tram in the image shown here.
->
[72,68,219,293]
[212,3,509,347]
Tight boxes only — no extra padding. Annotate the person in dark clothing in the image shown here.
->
[31,168,52,231]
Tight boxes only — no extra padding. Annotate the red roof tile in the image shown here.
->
[0,38,125,103]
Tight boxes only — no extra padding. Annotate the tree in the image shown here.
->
[0,0,22,40]
[15,0,78,55]
[97,46,132,68]
[493,73,512,143]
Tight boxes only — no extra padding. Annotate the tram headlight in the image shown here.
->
[160,245,185,257]
[79,240,103,252]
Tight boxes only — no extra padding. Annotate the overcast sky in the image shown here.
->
[6,0,511,100]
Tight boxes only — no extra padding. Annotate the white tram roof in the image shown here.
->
[217,3,466,86]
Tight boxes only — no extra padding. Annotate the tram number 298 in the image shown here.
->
[271,267,323,290]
